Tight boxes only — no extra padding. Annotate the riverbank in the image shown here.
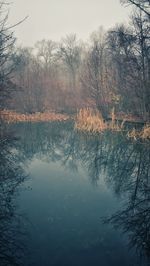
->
[75,108,150,140]
[1,109,149,141]
[0,110,70,123]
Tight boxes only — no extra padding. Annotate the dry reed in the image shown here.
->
[127,124,150,140]
[75,108,124,133]
[0,110,69,123]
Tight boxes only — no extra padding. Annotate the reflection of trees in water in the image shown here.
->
[11,122,150,262]
[104,140,150,262]
[0,124,27,266]
[12,123,150,187]
[12,122,109,184]
[80,133,150,262]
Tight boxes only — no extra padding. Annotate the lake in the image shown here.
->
[0,121,150,266]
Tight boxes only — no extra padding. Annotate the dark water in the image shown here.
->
[0,121,150,266]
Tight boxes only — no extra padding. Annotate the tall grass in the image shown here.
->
[0,110,69,123]
[75,108,106,133]
[75,108,124,133]
[127,124,150,140]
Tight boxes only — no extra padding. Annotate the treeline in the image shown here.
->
[0,0,150,120]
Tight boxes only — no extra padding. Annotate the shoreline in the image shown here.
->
[0,109,147,124]
[0,109,149,141]
[75,108,150,140]
[0,110,70,123]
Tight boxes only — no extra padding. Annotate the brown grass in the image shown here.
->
[75,108,125,133]
[0,110,70,123]
[127,124,150,140]
[75,108,106,133]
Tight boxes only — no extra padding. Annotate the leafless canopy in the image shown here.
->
[121,0,150,16]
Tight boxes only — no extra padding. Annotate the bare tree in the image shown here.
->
[107,6,150,120]
[58,34,81,92]
[35,39,57,75]
[0,1,27,110]
[0,1,16,109]
[121,0,150,16]
[81,28,109,117]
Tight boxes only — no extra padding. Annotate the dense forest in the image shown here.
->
[0,0,150,121]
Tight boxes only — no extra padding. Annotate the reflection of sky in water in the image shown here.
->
[1,122,149,266]
[19,159,133,266]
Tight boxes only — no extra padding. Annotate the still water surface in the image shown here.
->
[0,121,150,266]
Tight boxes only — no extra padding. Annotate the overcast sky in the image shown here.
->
[9,0,131,47]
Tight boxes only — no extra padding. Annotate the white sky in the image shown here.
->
[9,0,132,47]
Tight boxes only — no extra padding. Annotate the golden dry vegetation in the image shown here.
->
[75,108,125,133]
[0,110,70,123]
[127,124,150,140]
[75,108,150,140]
